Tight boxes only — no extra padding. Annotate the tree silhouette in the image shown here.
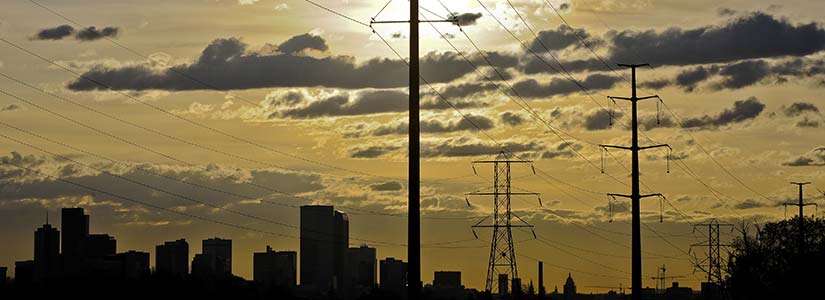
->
[726,216,825,300]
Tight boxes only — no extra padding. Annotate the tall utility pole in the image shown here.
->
[370,5,460,299]
[690,218,733,285]
[601,64,670,300]
[468,151,539,294]
[784,182,814,251]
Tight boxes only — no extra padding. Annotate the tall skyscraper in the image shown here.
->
[61,208,89,259]
[33,223,59,280]
[203,237,232,275]
[253,245,297,289]
[0,266,7,285]
[379,257,407,296]
[155,239,189,277]
[300,205,348,292]
[346,245,376,298]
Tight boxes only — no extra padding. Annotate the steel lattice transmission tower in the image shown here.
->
[601,64,671,300]
[467,151,540,293]
[690,218,733,285]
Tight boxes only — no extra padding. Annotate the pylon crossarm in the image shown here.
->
[608,96,632,101]
[473,225,534,228]
[607,193,632,199]
[640,193,664,199]
[472,159,533,164]
[371,19,455,24]
[639,144,670,151]
[471,216,491,228]
[512,213,534,227]
[600,144,632,151]
[618,63,651,68]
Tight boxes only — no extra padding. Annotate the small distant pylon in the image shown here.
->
[467,151,541,294]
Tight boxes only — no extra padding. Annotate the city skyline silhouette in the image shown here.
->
[1,0,825,299]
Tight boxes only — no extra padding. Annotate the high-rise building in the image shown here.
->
[0,266,6,285]
[14,260,34,284]
[253,246,297,289]
[33,223,60,280]
[346,245,376,298]
[155,239,189,277]
[83,234,116,259]
[203,237,232,275]
[379,257,407,296]
[563,273,577,300]
[300,205,348,292]
[433,271,461,289]
[113,251,150,280]
[61,208,89,259]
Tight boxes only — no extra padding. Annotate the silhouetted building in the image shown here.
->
[379,257,407,295]
[14,260,34,284]
[433,271,461,289]
[346,245,376,298]
[110,251,150,280]
[34,222,59,280]
[300,205,348,292]
[253,246,297,289]
[83,234,116,260]
[512,278,522,296]
[664,282,692,300]
[563,273,576,300]
[538,261,546,296]
[191,237,232,278]
[203,237,232,275]
[0,266,6,285]
[155,239,189,277]
[498,274,509,295]
[61,207,89,260]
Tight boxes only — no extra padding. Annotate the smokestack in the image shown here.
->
[539,261,545,296]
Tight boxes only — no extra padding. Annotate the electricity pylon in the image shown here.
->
[467,151,540,293]
[601,64,671,300]
[690,218,733,285]
[370,4,460,299]
[783,182,816,251]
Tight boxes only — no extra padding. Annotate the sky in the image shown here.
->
[1,0,825,293]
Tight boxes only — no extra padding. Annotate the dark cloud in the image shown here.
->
[67,35,490,91]
[717,8,737,17]
[1,104,21,112]
[714,60,771,90]
[422,137,543,158]
[513,74,621,99]
[583,109,623,131]
[682,97,765,129]
[541,141,582,159]
[607,12,825,66]
[529,24,598,51]
[675,66,716,91]
[349,145,402,158]
[640,79,670,90]
[796,117,819,128]
[75,26,119,41]
[269,90,407,119]
[277,33,328,54]
[450,12,483,26]
[499,111,525,126]
[782,102,820,117]
[370,181,404,192]
[32,25,75,40]
[362,115,495,136]
[436,82,497,99]
[782,147,825,166]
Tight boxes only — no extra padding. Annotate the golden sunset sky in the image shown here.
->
[1,0,825,293]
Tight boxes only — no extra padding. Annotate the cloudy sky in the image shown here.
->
[1,0,825,292]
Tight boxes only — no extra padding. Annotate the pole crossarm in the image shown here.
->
[371,19,456,24]
[608,95,659,102]
[600,144,671,151]
[467,192,541,196]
